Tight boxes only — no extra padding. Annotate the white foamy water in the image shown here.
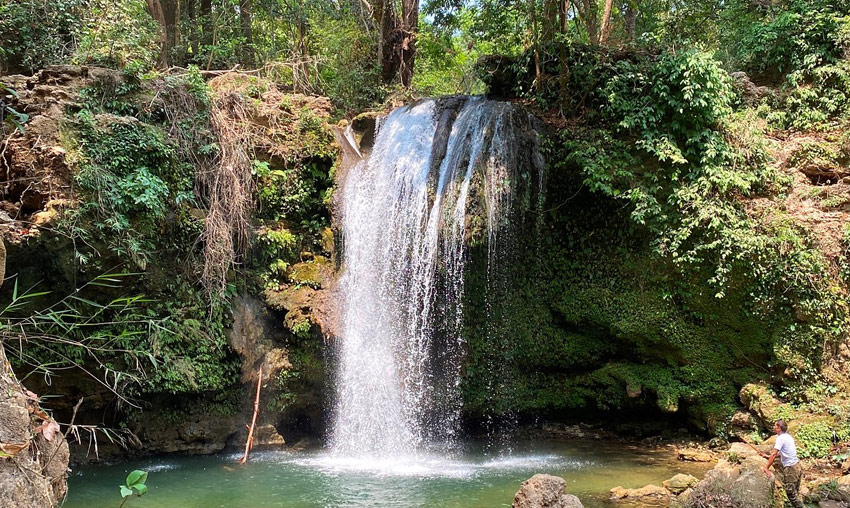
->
[272,450,590,479]
[331,97,545,460]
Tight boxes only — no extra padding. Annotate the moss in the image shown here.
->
[458,151,813,431]
[286,256,330,288]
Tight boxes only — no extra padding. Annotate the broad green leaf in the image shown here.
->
[126,469,147,486]
[133,484,148,496]
[120,485,133,498]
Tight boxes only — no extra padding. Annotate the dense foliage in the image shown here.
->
[1,0,849,442]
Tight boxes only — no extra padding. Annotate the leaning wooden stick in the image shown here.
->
[747,443,768,458]
[238,367,262,464]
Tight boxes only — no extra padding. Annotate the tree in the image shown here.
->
[372,0,420,87]
[599,0,614,44]
[145,0,180,67]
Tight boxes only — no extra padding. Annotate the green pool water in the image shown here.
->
[64,440,710,508]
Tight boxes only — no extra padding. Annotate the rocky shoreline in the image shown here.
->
[513,437,850,508]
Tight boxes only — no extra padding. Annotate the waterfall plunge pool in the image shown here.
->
[63,439,711,508]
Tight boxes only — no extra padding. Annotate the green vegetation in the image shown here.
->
[1,0,850,447]
[460,0,850,428]
[118,470,148,507]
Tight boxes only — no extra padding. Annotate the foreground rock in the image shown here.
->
[513,474,584,508]
[805,474,850,505]
[684,456,775,508]
[0,346,69,508]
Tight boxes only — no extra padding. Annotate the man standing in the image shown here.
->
[760,419,804,508]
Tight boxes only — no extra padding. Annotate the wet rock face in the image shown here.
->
[229,295,293,383]
[136,403,241,456]
[513,474,584,508]
[0,347,69,507]
[227,290,329,444]
[228,424,286,449]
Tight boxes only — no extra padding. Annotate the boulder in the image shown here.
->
[230,424,286,449]
[820,482,850,504]
[663,474,699,494]
[729,409,759,440]
[686,456,776,508]
[513,474,584,508]
[730,71,770,105]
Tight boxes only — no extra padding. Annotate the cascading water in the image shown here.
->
[330,96,545,460]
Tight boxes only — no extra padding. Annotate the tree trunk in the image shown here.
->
[399,0,419,87]
[145,0,169,67]
[542,0,560,46]
[599,0,615,44]
[240,0,254,67]
[575,0,599,44]
[163,0,180,64]
[374,0,400,84]
[200,0,212,47]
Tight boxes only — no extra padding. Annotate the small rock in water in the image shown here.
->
[677,447,713,462]
[513,474,584,508]
[609,484,670,500]
[662,474,699,494]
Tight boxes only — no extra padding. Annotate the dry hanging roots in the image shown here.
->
[201,89,254,296]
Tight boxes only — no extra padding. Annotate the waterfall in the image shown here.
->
[330,96,544,459]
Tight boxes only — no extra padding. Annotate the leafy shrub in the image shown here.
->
[563,50,778,289]
[795,420,835,458]
[119,469,148,505]
[0,0,87,73]
[253,226,297,288]
[64,110,182,268]
[310,11,384,114]
[73,1,159,69]
[730,0,850,79]
[782,62,850,130]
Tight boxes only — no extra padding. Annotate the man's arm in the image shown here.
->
[763,449,778,475]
